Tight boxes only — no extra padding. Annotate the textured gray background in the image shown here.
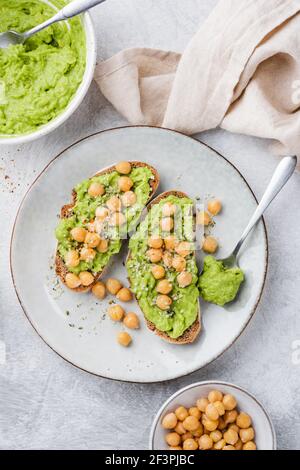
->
[0,0,300,450]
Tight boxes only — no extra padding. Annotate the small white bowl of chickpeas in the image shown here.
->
[150,381,276,450]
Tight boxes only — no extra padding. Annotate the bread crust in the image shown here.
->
[55,162,160,292]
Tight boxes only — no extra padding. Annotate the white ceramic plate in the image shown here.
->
[150,381,276,450]
[10,126,267,383]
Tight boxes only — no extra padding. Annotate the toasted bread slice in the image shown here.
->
[55,161,160,293]
[127,190,201,344]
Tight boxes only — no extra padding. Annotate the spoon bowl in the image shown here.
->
[0,31,23,48]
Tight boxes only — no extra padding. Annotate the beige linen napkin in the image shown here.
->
[95,0,300,155]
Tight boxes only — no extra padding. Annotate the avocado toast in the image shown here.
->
[126,191,201,344]
[55,161,159,292]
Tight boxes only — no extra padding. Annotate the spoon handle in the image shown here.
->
[23,0,106,40]
[232,155,297,257]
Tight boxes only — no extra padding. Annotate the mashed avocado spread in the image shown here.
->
[0,0,86,135]
[126,196,199,339]
[56,167,154,275]
[199,256,244,306]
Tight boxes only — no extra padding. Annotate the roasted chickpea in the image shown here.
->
[117,331,132,347]
[106,196,122,212]
[192,424,204,438]
[88,182,105,198]
[205,403,219,421]
[182,432,193,442]
[151,264,165,280]
[65,273,81,289]
[239,427,255,443]
[202,236,218,254]
[210,430,222,443]
[208,390,223,403]
[189,407,201,419]
[80,247,96,262]
[175,422,186,435]
[166,433,181,447]
[214,438,226,450]
[207,199,222,216]
[183,415,200,432]
[161,217,174,232]
[223,394,237,411]
[123,312,140,329]
[70,227,87,243]
[236,412,252,429]
[108,305,125,322]
[177,271,193,288]
[198,434,213,450]
[202,415,219,432]
[224,410,238,425]
[156,295,172,311]
[156,279,173,295]
[116,287,133,302]
[228,424,240,433]
[65,250,80,268]
[224,429,239,446]
[106,278,123,295]
[175,241,192,257]
[213,401,225,416]
[197,210,212,226]
[85,232,101,248]
[79,271,94,287]
[172,255,186,272]
[218,417,226,430]
[235,439,243,450]
[164,235,178,251]
[162,202,176,217]
[196,397,209,412]
[175,406,189,422]
[121,191,137,207]
[109,211,126,226]
[97,238,109,253]
[92,281,106,299]
[118,176,133,192]
[223,445,236,451]
[243,441,256,450]
[183,438,198,451]
[162,413,177,430]
[95,206,109,220]
[148,236,163,249]
[162,251,173,268]
[146,248,163,263]
[115,161,132,175]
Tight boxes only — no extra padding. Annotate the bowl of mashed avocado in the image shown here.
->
[0,0,96,144]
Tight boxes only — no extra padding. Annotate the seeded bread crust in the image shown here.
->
[55,162,160,293]
[127,190,201,344]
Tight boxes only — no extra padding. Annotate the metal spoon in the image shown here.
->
[0,0,106,49]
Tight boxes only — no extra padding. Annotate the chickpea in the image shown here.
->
[196,397,209,412]
[214,438,226,450]
[156,295,172,311]
[166,433,181,447]
[175,241,192,258]
[85,232,101,248]
[162,413,177,430]
[156,279,173,295]
[175,422,186,435]
[207,199,222,216]
[192,424,204,438]
[198,434,213,450]
[161,217,174,232]
[223,394,237,411]
[239,427,255,444]
[243,441,256,450]
[236,412,252,429]
[106,278,123,295]
[223,445,236,451]
[115,161,132,175]
[117,331,132,347]
[148,236,163,249]
[70,227,87,243]
[182,432,193,442]
[123,312,140,329]
[197,210,212,226]
[202,415,219,432]
[177,271,193,288]
[108,305,125,322]
[79,271,94,287]
[228,424,240,433]
[202,236,218,254]
[183,438,198,451]
[65,250,80,268]
[175,406,189,422]
[151,264,165,280]
[224,429,239,446]
[210,430,222,443]
[189,407,201,420]
[164,235,178,251]
[97,238,109,253]
[106,196,122,212]
[146,248,163,263]
[65,273,81,289]
[208,390,223,403]
[235,439,243,450]
[224,410,238,425]
[121,191,137,207]
[162,202,176,217]
[118,176,133,192]
[169,446,182,450]
[218,417,226,430]
[213,401,225,416]
[172,255,186,272]
[91,282,106,299]
[109,211,126,226]
[183,415,200,432]
[162,251,173,268]
[205,403,219,421]
[95,206,109,220]
[80,247,96,262]
[116,287,133,302]
[88,182,105,198]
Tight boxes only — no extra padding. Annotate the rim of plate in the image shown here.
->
[10,125,269,384]
[149,380,277,450]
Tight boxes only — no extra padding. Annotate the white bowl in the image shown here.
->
[150,381,276,450]
[0,8,96,145]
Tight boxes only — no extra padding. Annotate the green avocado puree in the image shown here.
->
[199,256,244,306]
[0,0,86,135]
[55,167,154,275]
[126,195,199,340]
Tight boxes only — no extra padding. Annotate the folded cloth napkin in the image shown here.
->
[95,0,300,156]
